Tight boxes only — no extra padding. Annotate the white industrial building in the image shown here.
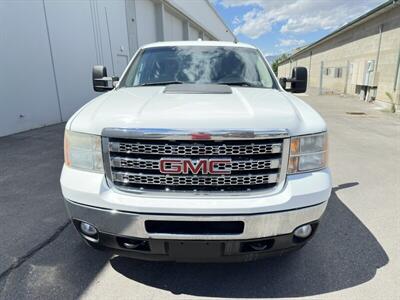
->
[0,0,234,136]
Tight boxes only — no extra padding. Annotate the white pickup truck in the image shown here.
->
[61,41,331,262]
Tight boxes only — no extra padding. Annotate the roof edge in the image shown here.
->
[278,0,399,65]
[140,40,256,49]
[205,0,236,41]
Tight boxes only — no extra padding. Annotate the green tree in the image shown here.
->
[272,53,289,75]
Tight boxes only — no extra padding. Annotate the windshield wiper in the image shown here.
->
[140,81,183,86]
[217,81,258,87]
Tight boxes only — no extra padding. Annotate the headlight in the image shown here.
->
[64,130,104,173]
[288,132,328,174]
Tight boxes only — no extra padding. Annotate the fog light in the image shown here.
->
[249,240,270,251]
[80,222,98,236]
[117,237,150,251]
[123,242,141,249]
[294,224,312,238]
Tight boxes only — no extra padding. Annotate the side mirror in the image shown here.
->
[279,78,287,90]
[279,67,308,93]
[92,65,119,92]
[291,67,307,93]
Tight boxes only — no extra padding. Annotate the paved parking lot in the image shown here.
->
[0,94,399,299]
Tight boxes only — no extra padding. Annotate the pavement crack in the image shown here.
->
[0,220,71,280]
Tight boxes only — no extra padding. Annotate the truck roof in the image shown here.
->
[141,40,257,49]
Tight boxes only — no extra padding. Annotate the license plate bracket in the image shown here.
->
[167,241,223,260]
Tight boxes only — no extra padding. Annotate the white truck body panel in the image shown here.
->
[60,41,331,261]
[61,166,331,215]
[67,87,326,137]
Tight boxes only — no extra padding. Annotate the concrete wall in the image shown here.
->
[134,0,159,47]
[0,0,234,137]
[0,1,62,136]
[278,4,400,108]
[0,0,234,136]
[0,0,131,137]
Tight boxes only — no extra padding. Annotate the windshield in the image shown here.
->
[119,46,276,89]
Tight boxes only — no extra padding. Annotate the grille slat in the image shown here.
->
[113,172,279,186]
[111,157,280,171]
[109,141,282,156]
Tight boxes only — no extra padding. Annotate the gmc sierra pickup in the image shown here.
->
[61,41,331,262]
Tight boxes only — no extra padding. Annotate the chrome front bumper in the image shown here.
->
[64,198,327,240]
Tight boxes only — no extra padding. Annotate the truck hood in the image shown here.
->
[68,87,326,136]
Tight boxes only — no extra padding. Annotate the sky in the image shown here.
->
[211,0,387,58]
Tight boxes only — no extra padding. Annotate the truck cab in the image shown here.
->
[61,41,331,262]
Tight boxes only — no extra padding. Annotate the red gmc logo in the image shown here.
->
[160,159,232,175]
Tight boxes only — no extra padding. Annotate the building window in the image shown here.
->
[334,67,343,78]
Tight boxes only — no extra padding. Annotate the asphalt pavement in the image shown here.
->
[0,94,399,299]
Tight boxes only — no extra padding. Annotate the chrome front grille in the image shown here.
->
[103,129,289,193]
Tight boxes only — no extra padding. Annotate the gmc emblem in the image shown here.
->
[160,159,232,175]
